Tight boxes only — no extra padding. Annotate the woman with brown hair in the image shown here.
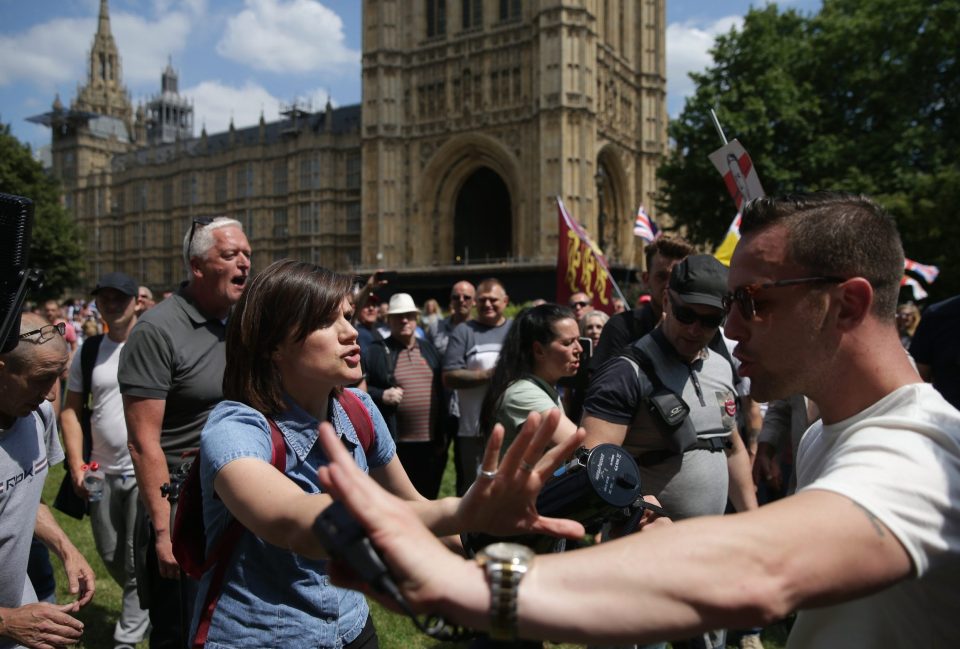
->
[190,260,582,648]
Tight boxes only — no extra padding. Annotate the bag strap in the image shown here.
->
[192,419,286,648]
[619,344,667,394]
[78,334,103,462]
[337,389,375,453]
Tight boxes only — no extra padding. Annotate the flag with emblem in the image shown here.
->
[556,197,625,315]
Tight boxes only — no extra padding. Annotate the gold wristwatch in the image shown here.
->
[476,542,535,641]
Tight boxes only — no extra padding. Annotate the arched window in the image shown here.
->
[454,167,512,263]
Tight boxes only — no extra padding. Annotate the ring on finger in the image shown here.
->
[479,469,498,479]
[519,460,535,472]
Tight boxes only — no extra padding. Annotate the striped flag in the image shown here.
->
[633,205,659,243]
[904,258,940,284]
[901,276,929,300]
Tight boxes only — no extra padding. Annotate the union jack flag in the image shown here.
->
[904,258,940,285]
[633,205,659,243]
[901,276,929,300]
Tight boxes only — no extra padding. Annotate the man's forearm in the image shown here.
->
[726,432,758,512]
[59,393,86,478]
[130,444,173,532]
[443,368,490,389]
[34,503,75,559]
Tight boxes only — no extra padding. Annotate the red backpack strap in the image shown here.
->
[336,389,375,453]
[192,418,286,647]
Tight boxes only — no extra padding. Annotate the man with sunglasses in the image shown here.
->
[591,235,695,370]
[119,216,250,649]
[582,254,757,649]
[568,292,594,321]
[443,279,511,495]
[0,314,95,649]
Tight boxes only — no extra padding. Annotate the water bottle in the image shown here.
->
[83,462,105,503]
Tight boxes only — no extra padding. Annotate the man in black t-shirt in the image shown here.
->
[911,294,960,409]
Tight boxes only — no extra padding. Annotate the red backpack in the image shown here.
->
[173,390,375,648]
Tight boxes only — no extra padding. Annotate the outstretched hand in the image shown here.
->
[455,409,586,539]
[316,424,480,618]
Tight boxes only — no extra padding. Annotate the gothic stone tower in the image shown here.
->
[30,0,135,283]
[361,0,667,270]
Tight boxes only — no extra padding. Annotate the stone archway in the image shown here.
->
[453,167,512,263]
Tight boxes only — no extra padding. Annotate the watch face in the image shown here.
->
[481,542,535,564]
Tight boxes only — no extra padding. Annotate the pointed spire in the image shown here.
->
[97,0,112,38]
[52,94,63,111]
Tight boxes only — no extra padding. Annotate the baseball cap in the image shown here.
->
[668,255,728,310]
[386,293,419,315]
[92,272,138,297]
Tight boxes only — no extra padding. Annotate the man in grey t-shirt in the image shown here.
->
[582,256,757,649]
[0,313,95,649]
[119,217,250,649]
[442,278,511,495]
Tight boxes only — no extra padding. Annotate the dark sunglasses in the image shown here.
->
[722,276,845,320]
[570,300,590,308]
[19,322,66,343]
[671,303,725,329]
[187,217,214,253]
[450,294,474,302]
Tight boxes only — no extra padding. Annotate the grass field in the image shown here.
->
[42,455,789,648]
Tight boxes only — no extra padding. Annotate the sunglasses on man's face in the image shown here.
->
[570,301,590,308]
[450,294,473,302]
[671,303,725,329]
[721,276,845,320]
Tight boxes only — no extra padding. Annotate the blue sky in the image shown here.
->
[1,0,821,153]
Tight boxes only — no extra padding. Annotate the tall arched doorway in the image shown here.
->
[454,167,512,263]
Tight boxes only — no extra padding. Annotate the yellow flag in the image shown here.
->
[713,213,742,267]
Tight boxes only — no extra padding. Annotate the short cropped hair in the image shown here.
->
[223,260,355,415]
[740,192,903,320]
[476,278,507,295]
[2,313,68,372]
[182,216,243,276]
[644,235,695,270]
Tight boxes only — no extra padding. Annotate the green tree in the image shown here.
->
[658,0,960,301]
[0,123,85,301]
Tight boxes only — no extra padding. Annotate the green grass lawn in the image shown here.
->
[42,452,789,648]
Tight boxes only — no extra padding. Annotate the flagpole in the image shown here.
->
[710,109,728,145]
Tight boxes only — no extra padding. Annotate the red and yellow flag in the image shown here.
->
[556,197,623,315]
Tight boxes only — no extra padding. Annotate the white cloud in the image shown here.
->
[0,5,195,91]
[666,16,743,116]
[0,18,92,88]
[187,79,283,135]
[217,0,360,74]
[188,80,338,136]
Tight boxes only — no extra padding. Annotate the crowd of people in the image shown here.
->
[1,192,958,649]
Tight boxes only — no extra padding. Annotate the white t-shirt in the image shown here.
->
[788,383,960,648]
[67,336,134,474]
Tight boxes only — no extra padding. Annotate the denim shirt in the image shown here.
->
[192,389,396,648]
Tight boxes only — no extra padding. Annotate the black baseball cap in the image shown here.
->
[92,272,138,297]
[668,255,729,310]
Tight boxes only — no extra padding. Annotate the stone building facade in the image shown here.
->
[34,0,666,298]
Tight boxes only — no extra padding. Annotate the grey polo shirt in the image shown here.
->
[118,287,227,467]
